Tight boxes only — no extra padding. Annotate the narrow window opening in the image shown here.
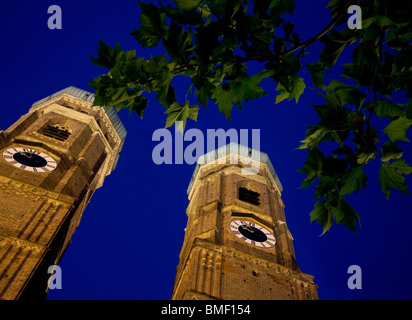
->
[239,187,260,205]
[42,124,71,141]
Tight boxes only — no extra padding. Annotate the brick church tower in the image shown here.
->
[172,144,318,300]
[0,87,126,300]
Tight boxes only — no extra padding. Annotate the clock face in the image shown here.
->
[3,147,57,172]
[230,220,276,247]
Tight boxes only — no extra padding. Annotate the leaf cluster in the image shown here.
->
[89,0,305,127]
[89,0,412,234]
[297,0,412,233]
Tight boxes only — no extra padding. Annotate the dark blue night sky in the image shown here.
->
[0,1,411,300]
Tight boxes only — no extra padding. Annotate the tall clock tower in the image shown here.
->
[172,144,318,300]
[0,87,126,300]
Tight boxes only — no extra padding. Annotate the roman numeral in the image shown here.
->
[20,165,26,170]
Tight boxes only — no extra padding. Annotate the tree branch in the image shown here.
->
[366,28,386,125]
[283,0,358,56]
[283,17,337,56]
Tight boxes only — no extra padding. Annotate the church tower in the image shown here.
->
[0,87,126,300]
[172,144,318,300]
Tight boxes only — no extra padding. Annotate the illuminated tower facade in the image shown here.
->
[172,144,318,300]
[0,87,126,300]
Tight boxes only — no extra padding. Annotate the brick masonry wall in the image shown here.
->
[172,156,318,300]
[0,93,122,300]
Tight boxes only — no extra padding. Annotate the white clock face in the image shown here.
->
[3,147,57,172]
[230,220,276,247]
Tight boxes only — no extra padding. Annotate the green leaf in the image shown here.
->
[128,95,148,118]
[356,152,376,165]
[306,62,327,90]
[311,102,348,132]
[352,44,378,69]
[381,142,403,162]
[314,175,337,197]
[193,22,219,63]
[319,30,357,68]
[297,127,327,150]
[142,55,174,105]
[211,70,271,120]
[362,15,394,28]
[162,21,193,63]
[383,117,412,142]
[269,0,296,15]
[339,166,367,197]
[241,70,272,101]
[326,80,366,109]
[310,197,360,234]
[297,148,325,188]
[197,4,211,18]
[392,159,412,175]
[309,200,333,235]
[282,22,294,40]
[193,75,215,108]
[106,87,129,105]
[90,39,122,69]
[275,75,305,104]
[213,36,239,57]
[165,101,199,132]
[376,99,405,119]
[326,0,349,20]
[385,30,412,51]
[331,198,360,233]
[131,1,168,48]
[406,101,412,119]
[332,145,353,156]
[379,160,412,200]
[173,0,203,11]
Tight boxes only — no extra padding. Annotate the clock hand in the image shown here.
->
[19,152,32,159]
[247,222,256,233]
[241,224,255,234]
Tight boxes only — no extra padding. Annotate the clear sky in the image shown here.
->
[0,0,411,300]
